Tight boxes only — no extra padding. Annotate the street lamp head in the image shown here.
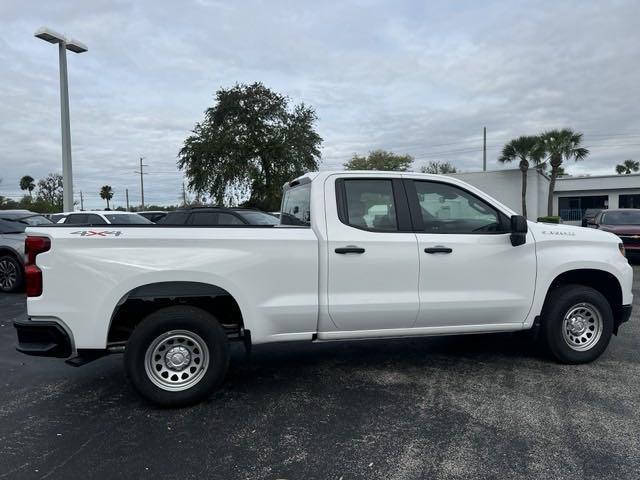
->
[34,27,66,44]
[34,27,87,53]
[66,39,88,54]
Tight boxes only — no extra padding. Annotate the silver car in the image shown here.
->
[0,219,27,292]
[0,211,52,293]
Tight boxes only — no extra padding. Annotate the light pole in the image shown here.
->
[34,27,87,212]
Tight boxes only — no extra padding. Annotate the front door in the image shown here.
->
[325,177,420,332]
[406,179,536,328]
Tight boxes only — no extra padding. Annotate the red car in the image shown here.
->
[589,208,640,255]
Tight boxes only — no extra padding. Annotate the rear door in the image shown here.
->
[405,178,536,328]
[324,176,420,331]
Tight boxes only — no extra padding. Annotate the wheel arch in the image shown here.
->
[542,268,624,333]
[0,246,24,264]
[108,281,246,345]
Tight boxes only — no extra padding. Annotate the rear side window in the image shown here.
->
[189,212,245,226]
[86,214,107,225]
[281,184,311,226]
[341,179,398,232]
[159,212,190,225]
[64,214,88,225]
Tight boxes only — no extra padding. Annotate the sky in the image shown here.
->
[1,0,639,209]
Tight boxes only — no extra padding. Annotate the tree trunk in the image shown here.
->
[519,159,529,219]
[521,169,528,218]
[547,170,557,216]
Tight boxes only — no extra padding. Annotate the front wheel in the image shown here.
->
[541,285,613,364]
[124,306,230,407]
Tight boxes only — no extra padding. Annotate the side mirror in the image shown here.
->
[510,215,527,247]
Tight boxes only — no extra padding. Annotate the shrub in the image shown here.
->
[537,216,562,224]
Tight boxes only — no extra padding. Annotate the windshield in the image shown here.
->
[601,210,640,225]
[103,214,152,224]
[280,183,311,226]
[234,211,279,225]
[0,218,27,233]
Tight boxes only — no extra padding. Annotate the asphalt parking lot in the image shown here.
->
[1,268,639,480]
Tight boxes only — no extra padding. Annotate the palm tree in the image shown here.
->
[99,185,114,210]
[615,159,639,175]
[19,175,35,198]
[498,136,544,218]
[539,129,589,216]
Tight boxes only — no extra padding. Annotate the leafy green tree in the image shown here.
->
[36,173,64,211]
[344,150,414,171]
[100,185,114,210]
[498,136,544,218]
[615,159,639,175]
[178,82,322,211]
[539,129,589,216]
[19,175,35,198]
[420,161,458,175]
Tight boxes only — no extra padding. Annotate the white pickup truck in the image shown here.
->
[15,171,633,406]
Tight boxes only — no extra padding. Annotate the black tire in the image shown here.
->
[540,284,613,364]
[124,306,229,407]
[0,255,23,293]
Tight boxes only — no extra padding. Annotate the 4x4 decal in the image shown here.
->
[70,230,123,237]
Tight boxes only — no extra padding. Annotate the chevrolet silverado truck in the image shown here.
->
[14,171,633,406]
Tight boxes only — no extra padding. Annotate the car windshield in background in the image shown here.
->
[0,214,52,226]
[0,218,27,233]
[104,214,152,224]
[602,211,640,225]
[234,211,279,225]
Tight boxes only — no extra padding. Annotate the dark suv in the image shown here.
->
[158,207,279,226]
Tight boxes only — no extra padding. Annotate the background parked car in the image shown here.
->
[138,211,168,223]
[581,208,602,227]
[0,210,53,226]
[589,208,640,256]
[59,211,153,225]
[159,207,280,226]
[0,218,27,293]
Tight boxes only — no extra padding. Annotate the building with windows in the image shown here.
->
[450,169,640,225]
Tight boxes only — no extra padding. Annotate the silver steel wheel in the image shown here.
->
[144,330,210,392]
[0,258,17,291]
[562,302,603,351]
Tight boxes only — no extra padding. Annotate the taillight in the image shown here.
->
[24,236,50,297]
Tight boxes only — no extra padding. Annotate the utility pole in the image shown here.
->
[482,126,487,172]
[134,157,147,210]
[125,188,130,211]
[80,191,84,211]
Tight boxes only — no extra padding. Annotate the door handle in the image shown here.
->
[335,246,366,254]
[424,246,453,254]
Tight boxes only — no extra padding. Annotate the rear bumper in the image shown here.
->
[14,319,72,358]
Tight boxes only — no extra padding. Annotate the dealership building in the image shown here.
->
[451,169,640,225]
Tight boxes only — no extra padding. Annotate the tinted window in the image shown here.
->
[64,214,89,225]
[342,179,398,231]
[601,210,640,225]
[160,212,190,225]
[188,211,245,226]
[413,181,504,234]
[104,214,152,224]
[0,218,26,233]
[281,184,311,226]
[86,214,107,225]
[234,211,279,225]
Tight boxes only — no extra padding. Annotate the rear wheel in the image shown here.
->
[541,284,613,364]
[0,255,23,293]
[124,306,229,407]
